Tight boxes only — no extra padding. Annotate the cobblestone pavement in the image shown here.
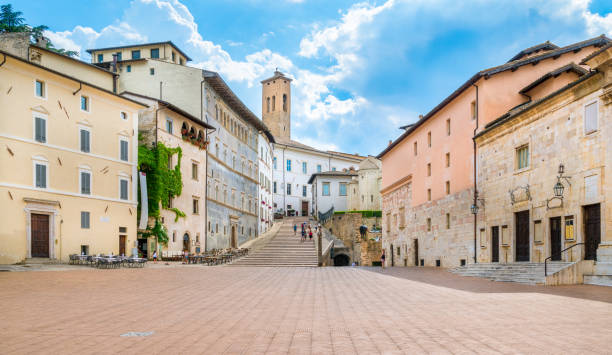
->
[0,266,611,354]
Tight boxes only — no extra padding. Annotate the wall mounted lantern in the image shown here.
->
[547,163,571,209]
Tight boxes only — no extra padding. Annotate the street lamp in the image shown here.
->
[546,163,571,209]
[553,180,564,198]
[470,203,479,215]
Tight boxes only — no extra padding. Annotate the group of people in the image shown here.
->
[293,221,322,243]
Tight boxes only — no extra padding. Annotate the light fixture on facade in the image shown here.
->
[547,163,571,209]
[470,203,479,215]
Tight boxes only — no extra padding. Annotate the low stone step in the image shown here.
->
[583,275,612,287]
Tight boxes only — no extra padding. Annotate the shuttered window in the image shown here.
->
[516,145,529,170]
[35,163,47,188]
[120,139,129,161]
[120,179,128,200]
[585,101,598,134]
[81,211,90,229]
[80,129,90,153]
[80,171,91,195]
[34,117,46,143]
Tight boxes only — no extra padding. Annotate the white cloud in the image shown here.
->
[292,136,339,152]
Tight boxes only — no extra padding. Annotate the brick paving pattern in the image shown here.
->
[0,266,611,354]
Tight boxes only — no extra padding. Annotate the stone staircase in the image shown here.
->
[450,262,574,285]
[230,217,318,267]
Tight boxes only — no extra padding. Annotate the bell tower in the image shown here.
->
[261,70,291,140]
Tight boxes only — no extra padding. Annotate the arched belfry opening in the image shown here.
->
[261,70,292,140]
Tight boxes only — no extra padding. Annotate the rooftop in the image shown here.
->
[307,170,358,184]
[86,41,192,62]
[519,63,587,95]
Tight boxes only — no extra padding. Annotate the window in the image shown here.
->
[287,183,291,195]
[131,50,140,59]
[427,131,431,147]
[322,182,330,196]
[302,162,307,174]
[339,183,347,196]
[192,163,198,180]
[272,95,276,111]
[471,101,476,120]
[427,188,431,201]
[414,142,417,156]
[273,182,277,193]
[120,138,129,162]
[446,213,450,229]
[79,128,90,153]
[427,218,431,232]
[97,54,103,63]
[150,48,160,59]
[399,207,406,227]
[81,211,90,229]
[283,94,287,111]
[446,153,450,167]
[120,112,127,120]
[534,220,543,244]
[172,52,176,62]
[80,171,91,195]
[126,65,131,73]
[286,159,291,171]
[34,162,47,188]
[193,199,199,214]
[80,95,89,112]
[303,185,307,197]
[180,58,184,65]
[149,68,155,75]
[585,101,598,134]
[115,52,122,61]
[35,80,45,98]
[120,178,129,200]
[266,97,270,113]
[445,181,450,195]
[317,164,322,173]
[165,118,173,133]
[34,116,46,143]
[446,119,451,136]
[516,145,529,170]
[386,213,390,232]
[427,163,431,176]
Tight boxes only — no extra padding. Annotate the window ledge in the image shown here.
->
[514,167,530,175]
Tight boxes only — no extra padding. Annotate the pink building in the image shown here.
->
[378,36,610,268]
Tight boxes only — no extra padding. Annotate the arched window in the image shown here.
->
[272,96,275,111]
[181,122,188,136]
[283,94,287,112]
[266,97,270,113]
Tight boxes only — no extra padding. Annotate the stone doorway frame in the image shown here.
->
[24,198,59,260]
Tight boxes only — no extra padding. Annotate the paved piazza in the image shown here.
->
[1,266,611,354]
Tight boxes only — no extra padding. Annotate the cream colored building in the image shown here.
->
[347,156,382,212]
[474,45,612,284]
[122,92,214,257]
[0,34,145,263]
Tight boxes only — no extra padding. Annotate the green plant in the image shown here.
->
[168,207,186,222]
[140,217,168,245]
[333,210,382,218]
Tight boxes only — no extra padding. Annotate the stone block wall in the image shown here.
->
[324,212,382,265]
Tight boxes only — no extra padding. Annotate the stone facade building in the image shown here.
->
[122,92,214,256]
[258,131,274,235]
[262,71,364,217]
[378,36,610,268]
[0,34,145,263]
[474,44,612,282]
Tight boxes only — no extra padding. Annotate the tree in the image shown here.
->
[0,4,27,32]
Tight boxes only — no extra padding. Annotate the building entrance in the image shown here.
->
[301,201,309,216]
[583,204,600,260]
[550,217,562,261]
[31,213,49,258]
[491,226,499,263]
[515,210,530,262]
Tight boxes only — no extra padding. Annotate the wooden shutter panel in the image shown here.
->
[585,102,597,133]
[40,165,46,188]
[40,118,46,142]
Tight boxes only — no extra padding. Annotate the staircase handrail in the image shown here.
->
[544,242,584,276]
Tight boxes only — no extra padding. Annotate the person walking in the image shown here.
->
[381,249,386,270]
[152,250,158,264]
[293,223,297,236]
[308,228,313,242]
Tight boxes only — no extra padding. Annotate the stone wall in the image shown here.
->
[324,212,382,266]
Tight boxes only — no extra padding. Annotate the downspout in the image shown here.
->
[472,83,479,264]
[72,82,82,95]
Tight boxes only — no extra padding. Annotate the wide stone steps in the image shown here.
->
[230,218,317,267]
[450,262,574,285]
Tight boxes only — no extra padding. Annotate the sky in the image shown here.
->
[9,0,612,155]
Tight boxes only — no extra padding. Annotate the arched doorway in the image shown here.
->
[183,233,190,252]
[231,225,237,248]
[333,254,350,266]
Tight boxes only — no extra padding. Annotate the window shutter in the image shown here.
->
[35,164,42,187]
[35,118,41,142]
[82,172,90,194]
[585,102,597,133]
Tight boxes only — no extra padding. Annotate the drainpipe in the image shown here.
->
[472,83,479,264]
[72,82,82,95]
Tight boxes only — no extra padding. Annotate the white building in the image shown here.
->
[347,156,382,211]
[261,71,364,217]
[309,171,357,217]
[258,131,274,234]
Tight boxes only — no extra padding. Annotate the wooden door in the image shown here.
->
[183,233,190,252]
[491,226,499,263]
[584,204,600,260]
[31,214,49,258]
[119,235,126,256]
[301,201,308,216]
[390,243,394,266]
[231,226,237,248]
[414,239,419,266]
[550,217,562,261]
[515,210,530,262]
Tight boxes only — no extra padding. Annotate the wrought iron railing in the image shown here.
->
[544,242,584,276]
[318,206,334,224]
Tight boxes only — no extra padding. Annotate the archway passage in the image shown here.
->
[333,254,350,266]
[183,233,190,252]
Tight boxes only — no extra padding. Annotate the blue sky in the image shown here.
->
[10,0,612,155]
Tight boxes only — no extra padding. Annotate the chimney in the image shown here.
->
[35,36,49,49]
[418,114,423,120]
[388,140,392,146]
